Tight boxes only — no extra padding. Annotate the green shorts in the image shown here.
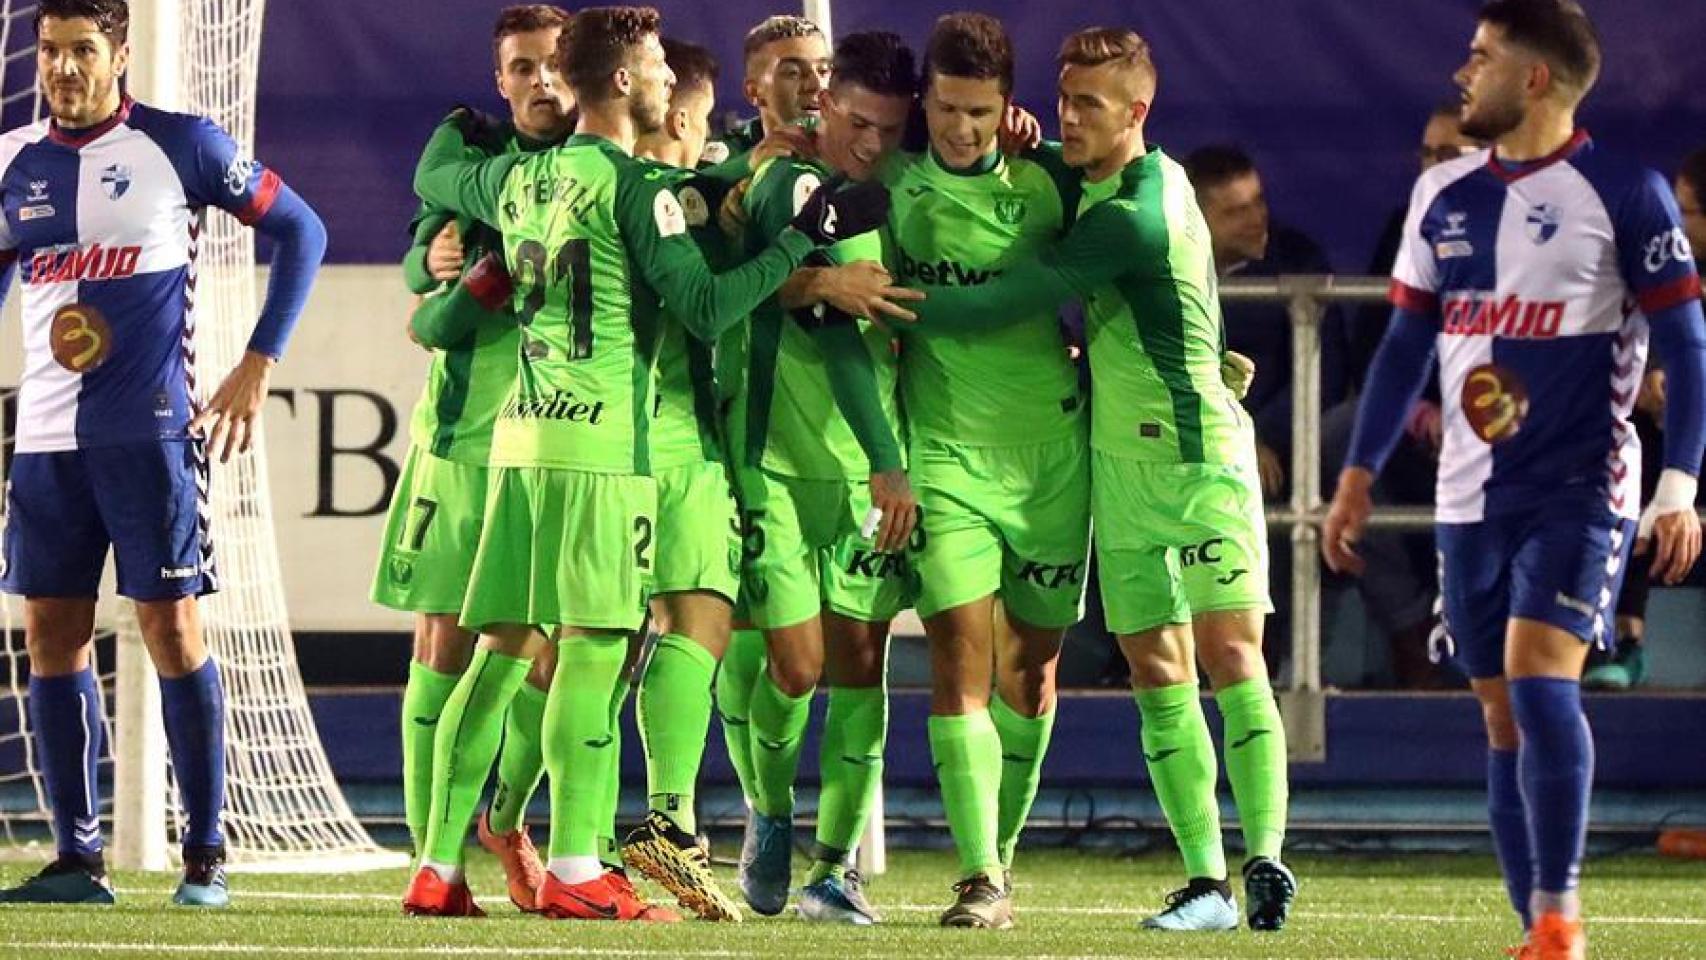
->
[734,467,913,630]
[654,460,741,603]
[1091,450,1272,636]
[460,466,656,633]
[370,445,487,614]
[909,435,1090,628]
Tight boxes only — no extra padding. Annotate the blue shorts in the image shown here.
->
[1436,498,1633,680]
[2,440,218,601]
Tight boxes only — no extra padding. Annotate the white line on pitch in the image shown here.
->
[108,889,1706,926]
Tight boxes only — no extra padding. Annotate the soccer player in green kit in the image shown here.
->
[897,27,1297,934]
[728,31,919,926]
[613,36,747,923]
[873,13,1088,930]
[701,16,829,171]
[373,4,571,914]
[401,5,889,921]
[710,14,833,812]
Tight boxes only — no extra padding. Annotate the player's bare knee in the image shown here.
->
[416,614,474,674]
[768,654,820,698]
[135,597,207,678]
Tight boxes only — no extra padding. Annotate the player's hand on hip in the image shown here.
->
[191,350,276,463]
[821,261,924,325]
[1638,468,1701,585]
[866,468,917,554]
[1220,350,1255,400]
[999,104,1043,154]
[1322,467,1375,576]
[426,221,464,281]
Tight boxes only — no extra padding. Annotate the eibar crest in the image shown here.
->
[101,163,132,200]
[993,194,1027,226]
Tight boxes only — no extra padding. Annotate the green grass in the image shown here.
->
[0,849,1702,959]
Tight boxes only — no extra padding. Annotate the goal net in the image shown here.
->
[0,0,401,872]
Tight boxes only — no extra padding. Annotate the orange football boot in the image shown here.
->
[1527,912,1586,960]
[402,866,486,918]
[477,811,546,912]
[535,870,682,922]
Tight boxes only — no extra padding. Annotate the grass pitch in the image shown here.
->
[0,849,1701,959]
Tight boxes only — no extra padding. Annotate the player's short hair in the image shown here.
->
[924,13,1013,96]
[35,0,129,45]
[829,31,916,99]
[492,5,570,68]
[1680,146,1706,201]
[663,37,717,95]
[1184,144,1258,195]
[1057,26,1156,93]
[742,15,823,75]
[558,5,662,103]
[1477,0,1600,96]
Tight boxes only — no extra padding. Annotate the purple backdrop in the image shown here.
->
[255,0,1706,271]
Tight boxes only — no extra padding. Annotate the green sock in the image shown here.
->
[715,628,766,804]
[542,635,627,862]
[422,649,531,867]
[486,681,547,834]
[1215,677,1288,861]
[401,661,459,855]
[1136,682,1226,881]
[928,711,1003,880]
[990,694,1055,869]
[599,668,633,870]
[813,685,887,875]
[638,634,717,834]
[747,670,813,818]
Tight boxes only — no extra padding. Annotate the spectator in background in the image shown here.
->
[1189,145,1437,686]
[1588,145,1706,689]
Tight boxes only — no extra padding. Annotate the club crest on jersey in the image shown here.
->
[100,163,132,200]
[1525,202,1561,245]
[993,194,1027,226]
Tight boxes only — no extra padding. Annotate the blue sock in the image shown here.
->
[1510,677,1593,899]
[28,669,105,858]
[160,658,227,849]
[1487,747,1533,928]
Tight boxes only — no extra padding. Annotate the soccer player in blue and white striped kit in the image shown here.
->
[1326,3,1704,957]
[0,0,325,907]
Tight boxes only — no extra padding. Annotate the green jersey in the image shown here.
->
[883,148,1083,446]
[649,171,733,470]
[403,116,557,465]
[903,147,1241,465]
[728,156,901,480]
[412,116,816,475]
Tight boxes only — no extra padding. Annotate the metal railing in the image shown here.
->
[1220,275,1421,760]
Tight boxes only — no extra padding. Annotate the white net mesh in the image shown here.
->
[0,0,401,871]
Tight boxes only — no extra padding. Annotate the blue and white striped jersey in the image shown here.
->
[0,97,283,453]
